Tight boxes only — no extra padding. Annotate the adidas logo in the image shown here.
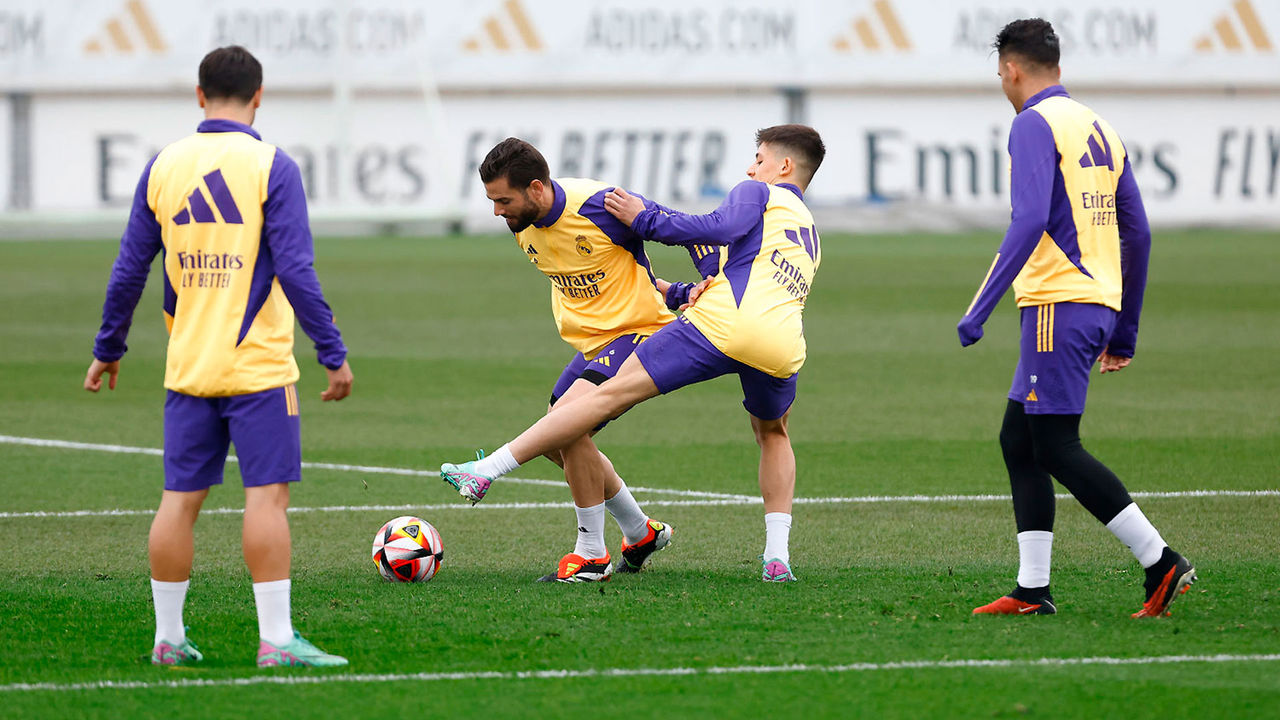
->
[462,0,543,53]
[173,170,244,226]
[1026,389,1039,402]
[83,0,167,56]
[831,0,912,53]
[1078,121,1115,170]
[1194,0,1273,53]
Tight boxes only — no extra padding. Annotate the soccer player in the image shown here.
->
[443,125,825,582]
[83,46,352,666]
[957,19,1195,617]
[448,138,699,583]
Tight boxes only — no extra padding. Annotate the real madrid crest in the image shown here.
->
[575,236,592,256]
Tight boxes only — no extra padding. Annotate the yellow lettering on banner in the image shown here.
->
[83,1,168,56]
[462,0,543,53]
[830,1,913,53]
[1194,0,1273,52]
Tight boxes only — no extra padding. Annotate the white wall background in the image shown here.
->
[2,0,1278,232]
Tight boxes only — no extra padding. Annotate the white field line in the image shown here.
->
[0,434,754,501]
[1,653,1277,693]
[1,489,1277,520]
[1,434,1276,520]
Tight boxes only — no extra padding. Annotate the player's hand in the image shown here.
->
[680,276,714,311]
[603,187,645,227]
[84,359,120,392]
[321,360,354,401]
[957,318,984,347]
[1098,351,1131,374]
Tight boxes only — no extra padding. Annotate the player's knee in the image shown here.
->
[750,417,789,447]
[244,482,290,512]
[999,425,1031,462]
[1031,439,1075,475]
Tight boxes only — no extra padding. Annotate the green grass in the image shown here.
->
[0,230,1277,719]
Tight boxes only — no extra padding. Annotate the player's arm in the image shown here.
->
[957,111,1057,346]
[580,188,716,311]
[262,148,352,401]
[605,181,768,250]
[627,195,724,279]
[631,194,721,308]
[86,156,164,392]
[1100,155,1151,372]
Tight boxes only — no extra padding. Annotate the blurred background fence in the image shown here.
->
[1,0,1277,237]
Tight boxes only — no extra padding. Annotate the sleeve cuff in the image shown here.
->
[664,282,693,311]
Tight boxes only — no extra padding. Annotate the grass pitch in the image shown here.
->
[0,229,1277,718]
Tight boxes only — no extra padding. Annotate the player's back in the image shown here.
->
[685,182,820,378]
[1015,94,1127,310]
[148,121,300,396]
[514,177,673,357]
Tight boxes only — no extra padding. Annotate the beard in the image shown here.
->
[504,198,542,233]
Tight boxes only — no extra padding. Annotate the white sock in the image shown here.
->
[1106,503,1167,568]
[1015,531,1053,588]
[763,512,792,564]
[573,502,607,559]
[474,444,519,478]
[252,579,295,647]
[151,578,189,646]
[605,481,650,545]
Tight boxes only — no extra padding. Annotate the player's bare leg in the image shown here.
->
[150,489,209,582]
[148,489,208,665]
[511,354,660,463]
[753,412,798,582]
[243,483,291,582]
[533,375,671,581]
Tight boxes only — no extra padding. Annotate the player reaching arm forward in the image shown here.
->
[442,125,826,582]
[957,19,1194,619]
[440,138,728,583]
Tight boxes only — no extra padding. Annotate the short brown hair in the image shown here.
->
[198,46,262,103]
[756,124,826,186]
[478,138,551,188]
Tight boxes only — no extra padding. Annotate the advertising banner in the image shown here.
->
[1,0,1277,91]
[20,89,1279,226]
[25,91,787,222]
[811,90,1280,224]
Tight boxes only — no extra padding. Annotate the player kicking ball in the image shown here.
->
[443,125,825,582]
[445,138,717,582]
[958,20,1195,618]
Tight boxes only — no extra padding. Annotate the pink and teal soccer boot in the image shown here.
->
[151,638,203,666]
[257,632,348,668]
[440,451,494,505]
[762,557,797,582]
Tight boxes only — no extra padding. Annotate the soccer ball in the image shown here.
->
[371,516,443,582]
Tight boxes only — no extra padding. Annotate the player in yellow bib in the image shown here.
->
[958,19,1195,618]
[84,47,350,667]
[443,139,714,582]
[443,126,825,582]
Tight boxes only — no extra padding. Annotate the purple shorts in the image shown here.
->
[163,385,302,491]
[1009,302,1117,415]
[549,332,650,404]
[635,316,797,421]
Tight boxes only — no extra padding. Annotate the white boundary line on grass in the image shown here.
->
[1,489,1278,520]
[1,653,1277,693]
[2,434,1278,520]
[0,434,755,501]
